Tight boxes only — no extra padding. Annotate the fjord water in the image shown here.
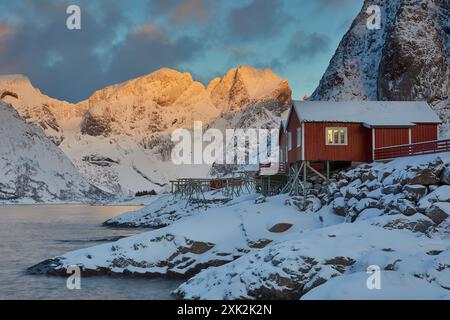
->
[0,205,181,300]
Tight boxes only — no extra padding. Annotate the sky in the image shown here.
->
[0,0,363,102]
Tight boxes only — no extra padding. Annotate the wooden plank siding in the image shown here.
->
[374,128,409,149]
[286,108,302,163]
[304,122,370,162]
[412,123,438,143]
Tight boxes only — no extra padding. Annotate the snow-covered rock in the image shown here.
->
[175,222,449,300]
[104,192,233,228]
[0,101,111,203]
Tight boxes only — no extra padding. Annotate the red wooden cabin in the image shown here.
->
[279,101,441,168]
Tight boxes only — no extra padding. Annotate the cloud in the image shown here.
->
[151,0,214,25]
[0,0,132,101]
[227,0,289,41]
[0,0,205,102]
[286,31,331,61]
[107,23,204,83]
[316,0,361,9]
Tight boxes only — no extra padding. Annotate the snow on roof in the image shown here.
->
[292,101,441,126]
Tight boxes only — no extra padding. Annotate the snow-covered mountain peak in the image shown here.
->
[209,65,292,112]
[1,66,292,197]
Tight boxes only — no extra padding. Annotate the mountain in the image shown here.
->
[311,0,449,133]
[0,74,86,145]
[0,66,292,197]
[0,100,111,203]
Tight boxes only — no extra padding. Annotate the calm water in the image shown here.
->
[0,205,181,300]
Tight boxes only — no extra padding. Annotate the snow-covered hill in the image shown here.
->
[312,0,450,134]
[0,101,111,203]
[1,66,291,197]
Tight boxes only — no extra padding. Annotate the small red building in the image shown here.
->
[279,101,441,167]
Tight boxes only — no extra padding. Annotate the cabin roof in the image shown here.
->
[291,101,441,127]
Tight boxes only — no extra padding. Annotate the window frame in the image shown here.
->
[325,127,348,146]
[296,127,301,148]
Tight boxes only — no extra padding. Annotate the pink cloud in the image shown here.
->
[171,0,209,24]
[132,23,170,44]
[0,21,13,53]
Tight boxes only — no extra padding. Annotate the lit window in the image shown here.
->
[296,128,301,147]
[326,127,348,145]
[287,132,292,151]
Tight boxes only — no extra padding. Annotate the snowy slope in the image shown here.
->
[0,101,111,203]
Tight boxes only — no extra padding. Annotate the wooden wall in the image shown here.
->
[374,128,409,149]
[304,122,370,162]
[412,123,438,143]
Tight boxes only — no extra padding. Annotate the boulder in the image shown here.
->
[439,166,450,185]
[361,171,377,182]
[425,203,450,225]
[418,186,450,210]
[336,179,348,189]
[255,196,266,204]
[382,184,403,195]
[382,216,434,233]
[396,199,417,217]
[396,168,440,186]
[332,197,347,217]
[304,195,322,212]
[354,198,381,214]
[403,185,428,202]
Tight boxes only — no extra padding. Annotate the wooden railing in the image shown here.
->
[259,162,288,175]
[374,139,450,161]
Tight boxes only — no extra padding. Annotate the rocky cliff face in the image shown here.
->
[312,0,449,109]
[1,66,292,197]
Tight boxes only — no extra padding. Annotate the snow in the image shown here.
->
[104,192,232,227]
[302,272,450,300]
[419,186,450,209]
[175,221,450,300]
[292,101,441,125]
[0,101,110,203]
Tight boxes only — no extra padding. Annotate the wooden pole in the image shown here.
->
[307,162,328,182]
[326,161,330,180]
[303,161,308,210]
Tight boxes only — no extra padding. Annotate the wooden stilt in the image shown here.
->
[326,160,330,180]
[303,161,308,210]
[307,162,328,182]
